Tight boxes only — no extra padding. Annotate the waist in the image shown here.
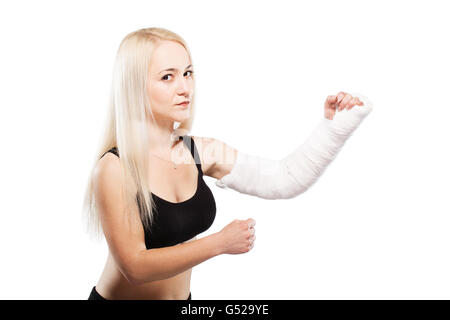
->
[97,252,193,299]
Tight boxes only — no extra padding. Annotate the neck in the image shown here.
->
[147,118,179,154]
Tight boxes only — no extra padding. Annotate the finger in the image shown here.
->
[347,97,359,110]
[247,218,256,228]
[356,98,364,106]
[339,94,353,111]
[337,92,347,104]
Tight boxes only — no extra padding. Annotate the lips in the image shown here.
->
[176,101,190,106]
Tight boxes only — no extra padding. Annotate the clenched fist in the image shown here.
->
[217,218,256,255]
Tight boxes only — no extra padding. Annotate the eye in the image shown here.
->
[161,70,194,81]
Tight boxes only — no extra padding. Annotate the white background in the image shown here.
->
[1,0,449,299]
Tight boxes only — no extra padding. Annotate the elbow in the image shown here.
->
[121,253,162,285]
[120,254,147,286]
[123,267,144,286]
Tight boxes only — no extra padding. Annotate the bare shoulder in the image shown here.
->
[191,135,238,179]
[92,152,138,205]
[190,135,214,176]
[93,152,122,192]
[92,152,129,219]
[191,135,214,154]
[92,151,138,207]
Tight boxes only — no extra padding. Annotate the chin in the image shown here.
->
[172,109,190,122]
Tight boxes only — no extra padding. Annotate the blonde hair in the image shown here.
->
[82,27,196,241]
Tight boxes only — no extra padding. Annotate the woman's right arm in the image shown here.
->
[93,154,255,285]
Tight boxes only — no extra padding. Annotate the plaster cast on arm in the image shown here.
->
[215,93,373,199]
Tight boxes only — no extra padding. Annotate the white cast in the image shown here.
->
[215,93,374,199]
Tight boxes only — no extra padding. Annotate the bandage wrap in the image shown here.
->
[215,93,373,199]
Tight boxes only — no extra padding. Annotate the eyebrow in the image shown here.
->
[159,64,193,74]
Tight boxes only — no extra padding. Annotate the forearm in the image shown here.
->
[216,93,373,199]
[283,94,373,192]
[130,232,223,284]
[281,117,351,194]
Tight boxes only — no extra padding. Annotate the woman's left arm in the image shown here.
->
[196,136,238,180]
[207,92,373,199]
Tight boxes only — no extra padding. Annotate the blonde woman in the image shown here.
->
[83,27,373,300]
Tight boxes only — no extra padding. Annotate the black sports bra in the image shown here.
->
[102,135,216,249]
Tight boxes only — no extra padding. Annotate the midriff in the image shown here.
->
[95,236,196,300]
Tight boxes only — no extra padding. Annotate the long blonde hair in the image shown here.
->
[82,27,196,241]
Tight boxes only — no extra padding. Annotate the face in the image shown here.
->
[147,40,194,126]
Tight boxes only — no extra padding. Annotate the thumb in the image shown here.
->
[247,218,256,228]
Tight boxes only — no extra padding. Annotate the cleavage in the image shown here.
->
[148,152,199,203]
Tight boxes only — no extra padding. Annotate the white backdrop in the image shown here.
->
[1,0,449,299]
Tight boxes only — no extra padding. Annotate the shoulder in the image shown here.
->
[191,135,214,150]
[189,135,213,175]
[95,151,121,176]
[191,135,238,179]
[92,151,124,198]
[92,150,139,216]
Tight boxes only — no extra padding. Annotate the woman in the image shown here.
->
[82,27,373,300]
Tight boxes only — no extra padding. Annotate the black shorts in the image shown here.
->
[88,286,192,300]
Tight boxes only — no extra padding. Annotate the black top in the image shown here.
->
[101,135,216,249]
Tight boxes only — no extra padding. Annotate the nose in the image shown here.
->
[175,75,191,95]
